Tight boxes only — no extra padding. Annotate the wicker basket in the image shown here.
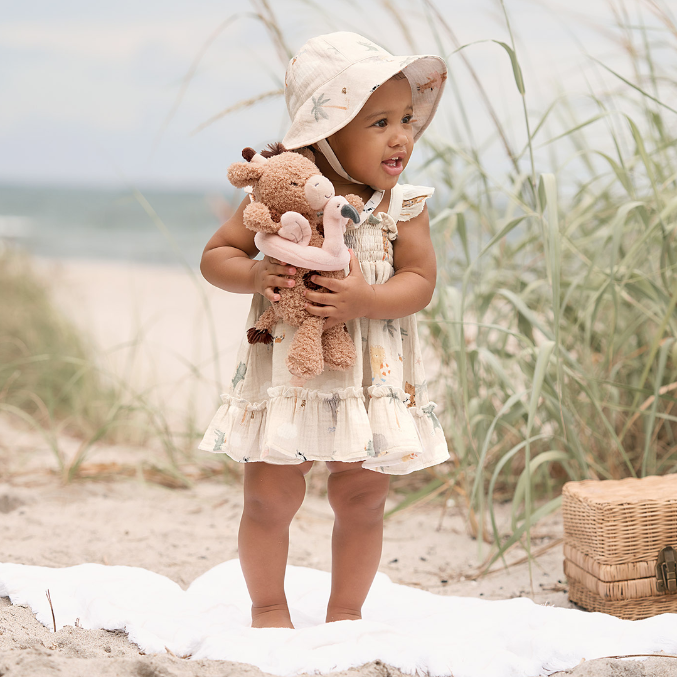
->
[562,475,677,620]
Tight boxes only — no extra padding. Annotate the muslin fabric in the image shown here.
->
[0,560,677,677]
[3,559,677,677]
[199,184,450,475]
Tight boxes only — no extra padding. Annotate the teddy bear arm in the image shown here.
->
[345,194,365,215]
[243,201,280,234]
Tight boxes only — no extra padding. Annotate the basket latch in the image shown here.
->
[656,546,677,594]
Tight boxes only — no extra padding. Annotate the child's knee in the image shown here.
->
[243,464,308,525]
[327,466,389,523]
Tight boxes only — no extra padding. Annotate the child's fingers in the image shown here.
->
[303,289,333,305]
[272,262,295,274]
[263,287,280,303]
[304,302,333,317]
[270,274,295,288]
[309,274,342,292]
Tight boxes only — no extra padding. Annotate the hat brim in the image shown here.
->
[282,53,447,150]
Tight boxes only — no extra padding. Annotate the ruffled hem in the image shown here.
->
[198,384,450,475]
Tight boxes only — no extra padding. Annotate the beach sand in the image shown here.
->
[1,259,673,677]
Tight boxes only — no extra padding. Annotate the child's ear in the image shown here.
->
[227,162,265,188]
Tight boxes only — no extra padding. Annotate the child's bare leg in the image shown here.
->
[325,461,390,622]
[238,460,314,628]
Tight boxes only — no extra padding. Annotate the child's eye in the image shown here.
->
[402,114,413,124]
[373,119,387,128]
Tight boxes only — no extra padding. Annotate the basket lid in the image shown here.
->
[563,474,677,504]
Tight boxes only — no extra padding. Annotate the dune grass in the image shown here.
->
[0,250,108,426]
[0,248,210,484]
[413,0,677,564]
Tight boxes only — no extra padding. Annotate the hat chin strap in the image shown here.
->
[315,138,364,185]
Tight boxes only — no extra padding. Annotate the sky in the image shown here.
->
[1,0,674,188]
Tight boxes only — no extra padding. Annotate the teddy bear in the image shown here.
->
[227,143,364,381]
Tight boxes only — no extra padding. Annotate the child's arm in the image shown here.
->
[303,206,436,325]
[201,196,298,303]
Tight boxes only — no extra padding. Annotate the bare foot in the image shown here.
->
[251,605,294,629]
[326,609,362,623]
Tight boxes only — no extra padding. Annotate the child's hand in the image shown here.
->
[303,251,375,328]
[253,256,296,303]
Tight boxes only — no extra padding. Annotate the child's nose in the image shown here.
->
[389,127,410,147]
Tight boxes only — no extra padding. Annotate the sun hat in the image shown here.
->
[281,32,447,180]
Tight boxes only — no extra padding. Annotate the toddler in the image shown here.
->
[199,32,450,629]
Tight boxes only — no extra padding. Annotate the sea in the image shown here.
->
[0,183,237,269]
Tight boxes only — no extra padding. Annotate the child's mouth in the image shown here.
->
[381,157,404,176]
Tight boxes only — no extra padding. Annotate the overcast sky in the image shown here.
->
[1,0,673,188]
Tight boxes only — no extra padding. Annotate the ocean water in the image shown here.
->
[0,183,237,268]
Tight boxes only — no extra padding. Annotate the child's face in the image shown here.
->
[328,75,415,190]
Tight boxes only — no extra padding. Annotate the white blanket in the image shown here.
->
[1,559,676,677]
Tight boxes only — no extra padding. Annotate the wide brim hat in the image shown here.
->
[282,32,447,150]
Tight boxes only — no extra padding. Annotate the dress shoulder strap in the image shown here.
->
[387,184,405,223]
[387,183,435,222]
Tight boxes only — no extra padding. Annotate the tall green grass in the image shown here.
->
[414,0,677,563]
[0,249,125,478]
[0,249,208,484]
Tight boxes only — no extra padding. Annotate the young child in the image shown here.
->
[199,32,449,629]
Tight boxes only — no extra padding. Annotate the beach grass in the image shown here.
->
[414,0,677,564]
[0,248,207,484]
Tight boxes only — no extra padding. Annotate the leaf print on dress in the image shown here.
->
[213,430,226,451]
[422,403,443,433]
[372,433,388,457]
[325,392,341,428]
[383,319,397,338]
[231,362,247,390]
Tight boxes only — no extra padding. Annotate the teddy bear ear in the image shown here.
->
[242,147,257,162]
[227,162,265,188]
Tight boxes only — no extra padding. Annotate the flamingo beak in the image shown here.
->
[341,204,360,224]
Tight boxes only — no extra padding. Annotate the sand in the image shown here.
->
[1,259,675,677]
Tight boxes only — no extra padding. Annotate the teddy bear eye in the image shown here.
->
[290,181,299,186]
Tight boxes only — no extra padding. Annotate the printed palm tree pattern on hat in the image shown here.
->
[310,93,347,122]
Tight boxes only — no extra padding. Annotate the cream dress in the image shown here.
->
[198,183,450,475]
